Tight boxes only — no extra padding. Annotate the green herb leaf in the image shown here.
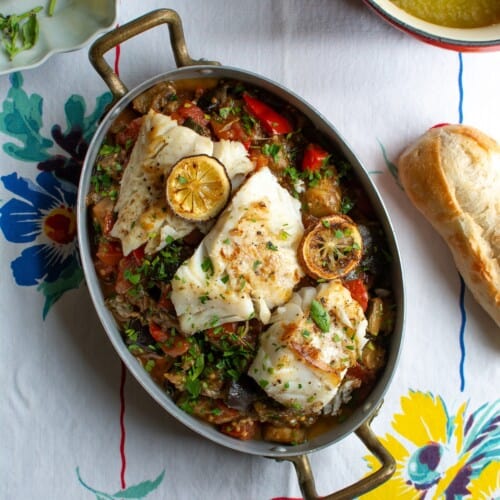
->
[252,260,262,271]
[340,195,354,214]
[48,0,57,16]
[0,7,43,60]
[310,300,331,332]
[219,107,232,119]
[124,268,141,285]
[262,143,281,162]
[266,241,278,251]
[185,378,201,398]
[201,256,214,276]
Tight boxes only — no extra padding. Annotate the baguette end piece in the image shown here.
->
[397,124,500,328]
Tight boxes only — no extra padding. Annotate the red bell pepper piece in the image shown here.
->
[149,323,190,357]
[243,93,293,135]
[131,245,145,264]
[301,143,329,172]
[343,278,369,312]
[96,240,123,267]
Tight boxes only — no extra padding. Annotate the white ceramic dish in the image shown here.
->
[363,0,500,52]
[0,0,117,75]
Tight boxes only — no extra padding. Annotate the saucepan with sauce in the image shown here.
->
[77,9,405,499]
[363,0,500,51]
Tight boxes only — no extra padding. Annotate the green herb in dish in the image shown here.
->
[310,300,331,333]
[48,0,57,17]
[0,7,43,60]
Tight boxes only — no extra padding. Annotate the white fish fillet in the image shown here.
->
[110,110,254,255]
[248,280,368,413]
[170,167,305,335]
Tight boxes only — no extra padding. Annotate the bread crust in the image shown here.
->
[397,124,500,328]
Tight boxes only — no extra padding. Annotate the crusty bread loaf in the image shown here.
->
[397,124,500,328]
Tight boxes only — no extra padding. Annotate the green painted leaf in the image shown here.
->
[110,470,165,499]
[0,72,53,162]
[63,92,112,144]
[38,259,83,319]
[76,467,112,499]
[378,139,401,188]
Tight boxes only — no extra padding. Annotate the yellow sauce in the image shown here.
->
[391,0,500,29]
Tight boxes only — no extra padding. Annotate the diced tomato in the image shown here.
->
[301,143,329,173]
[220,418,258,441]
[96,240,123,267]
[92,197,115,235]
[114,254,137,294]
[242,93,293,135]
[116,117,143,147]
[113,246,145,294]
[149,323,190,357]
[94,259,116,281]
[248,150,270,170]
[343,278,369,312]
[171,101,209,126]
[158,285,175,313]
[205,322,238,340]
[132,245,145,264]
[190,398,240,425]
[211,119,251,149]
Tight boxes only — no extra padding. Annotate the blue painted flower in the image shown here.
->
[0,72,111,318]
[0,171,81,318]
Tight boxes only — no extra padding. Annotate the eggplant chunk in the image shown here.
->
[303,176,342,217]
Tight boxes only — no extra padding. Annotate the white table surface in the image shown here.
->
[1,1,499,499]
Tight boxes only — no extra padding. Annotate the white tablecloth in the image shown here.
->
[1,1,499,499]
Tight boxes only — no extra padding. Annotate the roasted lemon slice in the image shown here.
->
[166,155,231,221]
[299,214,363,280]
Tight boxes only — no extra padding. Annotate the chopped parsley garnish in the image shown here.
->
[201,257,214,276]
[219,107,232,119]
[144,359,155,372]
[241,112,257,134]
[99,143,120,156]
[266,241,278,251]
[340,195,354,214]
[262,143,281,162]
[124,268,141,285]
[123,239,184,295]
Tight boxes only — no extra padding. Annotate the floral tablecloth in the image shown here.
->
[1,1,499,499]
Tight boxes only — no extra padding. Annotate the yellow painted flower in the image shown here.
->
[360,391,499,499]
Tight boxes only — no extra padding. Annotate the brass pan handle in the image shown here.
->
[284,415,395,500]
[89,9,219,99]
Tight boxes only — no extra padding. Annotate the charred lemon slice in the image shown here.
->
[166,155,231,221]
[299,214,363,280]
